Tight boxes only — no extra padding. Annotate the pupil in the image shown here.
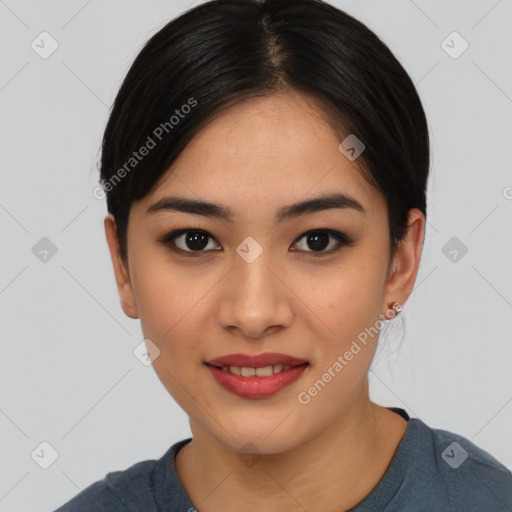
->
[186,232,208,251]
[308,232,328,251]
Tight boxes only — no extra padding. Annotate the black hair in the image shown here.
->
[98,0,429,266]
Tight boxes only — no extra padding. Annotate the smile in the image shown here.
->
[205,361,309,398]
[212,364,294,377]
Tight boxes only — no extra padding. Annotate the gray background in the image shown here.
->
[1,0,511,510]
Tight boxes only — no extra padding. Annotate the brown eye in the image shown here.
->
[291,229,352,255]
[159,228,352,257]
[160,229,221,253]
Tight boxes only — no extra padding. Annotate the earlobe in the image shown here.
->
[381,208,425,314]
[104,214,139,319]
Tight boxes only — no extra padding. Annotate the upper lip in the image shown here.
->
[205,352,308,368]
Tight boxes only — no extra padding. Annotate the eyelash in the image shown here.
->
[158,227,353,257]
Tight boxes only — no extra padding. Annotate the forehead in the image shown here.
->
[140,92,382,217]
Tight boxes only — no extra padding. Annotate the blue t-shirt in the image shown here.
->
[54,408,512,511]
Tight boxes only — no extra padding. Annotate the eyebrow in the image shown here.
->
[146,192,366,222]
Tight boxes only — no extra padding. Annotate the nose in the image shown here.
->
[216,250,293,339]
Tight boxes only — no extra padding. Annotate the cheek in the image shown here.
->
[131,254,215,360]
[299,258,384,339]
[296,266,384,414]
[296,259,386,404]
[133,259,213,410]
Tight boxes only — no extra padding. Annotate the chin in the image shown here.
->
[208,416,305,455]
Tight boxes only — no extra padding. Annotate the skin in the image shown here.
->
[104,91,425,511]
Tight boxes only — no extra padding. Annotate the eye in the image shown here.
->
[291,229,353,255]
[159,228,353,256]
[159,229,221,255]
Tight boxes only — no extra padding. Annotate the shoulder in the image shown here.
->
[53,456,161,511]
[414,418,512,510]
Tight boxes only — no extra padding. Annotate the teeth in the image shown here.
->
[240,367,256,377]
[217,364,298,376]
[255,365,273,377]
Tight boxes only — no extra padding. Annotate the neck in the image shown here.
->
[175,384,407,512]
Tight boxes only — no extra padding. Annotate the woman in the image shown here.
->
[55,0,512,510]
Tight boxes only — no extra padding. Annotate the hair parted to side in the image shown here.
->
[98,0,430,266]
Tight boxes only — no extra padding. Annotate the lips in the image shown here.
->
[204,352,310,398]
[205,352,308,368]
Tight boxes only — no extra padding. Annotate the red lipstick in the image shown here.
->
[204,352,309,399]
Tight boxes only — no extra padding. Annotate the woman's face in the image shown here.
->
[106,92,422,454]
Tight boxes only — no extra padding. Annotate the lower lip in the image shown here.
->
[205,363,309,398]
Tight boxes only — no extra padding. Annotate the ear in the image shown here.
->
[104,214,139,319]
[382,208,425,314]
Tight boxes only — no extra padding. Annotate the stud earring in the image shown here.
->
[391,301,402,313]
[379,301,402,320]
